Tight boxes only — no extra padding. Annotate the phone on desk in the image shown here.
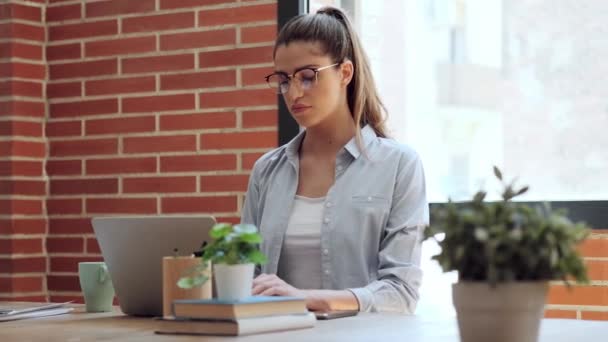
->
[313,310,358,320]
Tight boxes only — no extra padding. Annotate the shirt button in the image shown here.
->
[323,217,330,224]
[323,249,329,256]
[367,196,372,202]
[325,202,332,208]
[324,269,330,275]
[336,165,343,172]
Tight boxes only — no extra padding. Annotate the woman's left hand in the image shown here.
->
[252,273,306,297]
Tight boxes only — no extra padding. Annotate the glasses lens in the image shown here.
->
[267,74,289,94]
[295,69,316,90]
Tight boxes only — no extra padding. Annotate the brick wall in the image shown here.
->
[1,0,278,302]
[0,0,48,302]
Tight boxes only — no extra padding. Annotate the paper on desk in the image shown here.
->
[0,301,74,322]
[0,307,74,322]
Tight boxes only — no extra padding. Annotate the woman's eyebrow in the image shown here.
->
[274,64,319,73]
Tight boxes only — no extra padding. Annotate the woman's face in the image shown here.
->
[272,41,351,128]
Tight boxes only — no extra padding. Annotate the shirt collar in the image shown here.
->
[284,125,377,161]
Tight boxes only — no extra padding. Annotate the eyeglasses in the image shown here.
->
[264,63,340,95]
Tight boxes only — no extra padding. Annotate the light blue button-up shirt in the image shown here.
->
[241,125,429,313]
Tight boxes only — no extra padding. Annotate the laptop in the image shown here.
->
[91,215,216,317]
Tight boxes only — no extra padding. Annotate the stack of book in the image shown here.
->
[155,296,315,336]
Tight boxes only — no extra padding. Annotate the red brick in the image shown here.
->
[0,238,43,254]
[123,176,197,194]
[86,237,101,254]
[160,112,236,131]
[160,70,235,91]
[587,260,608,281]
[242,66,273,86]
[0,120,42,137]
[0,140,46,158]
[581,311,608,321]
[0,3,42,22]
[47,275,80,292]
[0,42,43,60]
[46,3,81,22]
[47,81,81,99]
[241,24,276,44]
[242,152,264,170]
[0,100,44,118]
[86,197,157,214]
[199,46,273,68]
[86,116,155,135]
[201,131,277,149]
[49,20,117,41]
[49,59,117,80]
[0,62,45,79]
[123,12,195,33]
[548,285,608,306]
[46,159,82,176]
[123,135,197,153]
[47,237,84,253]
[50,178,118,195]
[200,175,248,192]
[242,109,277,128]
[160,0,236,9]
[160,154,236,172]
[47,198,82,215]
[85,36,156,57]
[0,219,46,235]
[579,238,608,258]
[123,94,195,113]
[86,157,156,175]
[122,54,194,74]
[50,99,118,118]
[1,23,44,42]
[0,277,43,293]
[199,4,275,26]
[200,88,275,108]
[86,76,155,96]
[49,218,92,235]
[50,138,118,157]
[0,257,46,273]
[162,196,237,213]
[0,80,42,97]
[47,43,81,61]
[86,0,155,18]
[50,256,103,273]
[160,28,235,51]
[46,120,82,137]
[0,180,46,196]
[0,160,42,177]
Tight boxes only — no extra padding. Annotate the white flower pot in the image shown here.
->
[452,281,549,342]
[213,263,254,301]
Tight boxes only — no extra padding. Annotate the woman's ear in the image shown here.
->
[340,60,354,87]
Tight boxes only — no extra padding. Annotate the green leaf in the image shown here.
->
[239,233,262,244]
[493,166,503,181]
[234,224,258,235]
[247,249,268,265]
[210,223,232,239]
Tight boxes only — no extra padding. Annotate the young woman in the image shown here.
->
[241,6,429,314]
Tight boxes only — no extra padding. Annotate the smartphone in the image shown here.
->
[314,310,358,320]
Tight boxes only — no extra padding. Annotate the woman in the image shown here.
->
[241,6,429,314]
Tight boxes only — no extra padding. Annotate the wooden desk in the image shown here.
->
[1,302,606,341]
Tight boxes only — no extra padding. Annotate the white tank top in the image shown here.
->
[276,195,324,289]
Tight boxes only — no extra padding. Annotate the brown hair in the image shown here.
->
[273,6,389,141]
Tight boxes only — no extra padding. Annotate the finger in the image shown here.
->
[259,286,280,296]
[252,273,274,285]
[252,279,282,294]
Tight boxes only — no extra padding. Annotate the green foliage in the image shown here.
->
[178,223,267,289]
[424,167,590,286]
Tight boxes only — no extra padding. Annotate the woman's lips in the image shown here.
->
[291,105,311,114]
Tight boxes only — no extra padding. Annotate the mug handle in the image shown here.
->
[98,264,110,284]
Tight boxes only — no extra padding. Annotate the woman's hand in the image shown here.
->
[252,273,305,297]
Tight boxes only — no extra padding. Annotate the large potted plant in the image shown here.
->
[424,167,590,342]
[178,223,267,301]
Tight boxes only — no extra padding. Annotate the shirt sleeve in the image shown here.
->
[348,153,429,314]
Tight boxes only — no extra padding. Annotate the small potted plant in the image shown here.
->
[424,167,590,342]
[178,223,267,301]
